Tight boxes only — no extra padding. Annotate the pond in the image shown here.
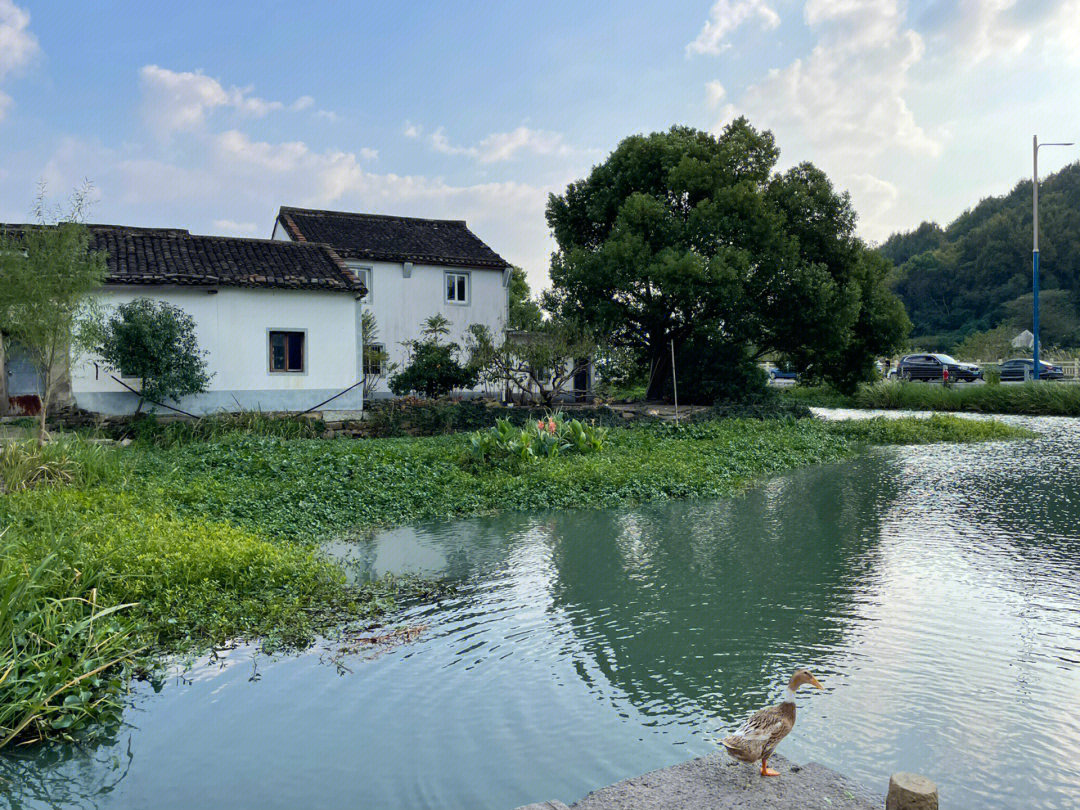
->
[3,412,1080,809]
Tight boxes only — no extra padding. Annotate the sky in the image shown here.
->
[1,1,1079,292]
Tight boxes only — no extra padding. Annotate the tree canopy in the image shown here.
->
[885,162,1080,349]
[96,299,212,412]
[545,120,908,398]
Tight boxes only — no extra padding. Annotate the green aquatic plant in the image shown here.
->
[0,412,1032,746]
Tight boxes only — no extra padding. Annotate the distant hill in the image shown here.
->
[882,162,1080,349]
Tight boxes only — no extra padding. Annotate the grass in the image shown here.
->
[0,413,1034,747]
[781,380,1080,416]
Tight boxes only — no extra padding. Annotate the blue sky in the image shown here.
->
[1,1,1079,292]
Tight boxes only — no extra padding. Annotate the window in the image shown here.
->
[364,343,385,376]
[445,271,470,303]
[349,264,372,300]
[269,330,305,373]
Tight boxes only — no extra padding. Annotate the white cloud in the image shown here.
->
[139,65,317,138]
[427,124,572,163]
[0,0,37,79]
[721,0,939,165]
[430,126,478,157]
[476,126,570,163]
[213,218,259,235]
[705,80,726,107]
[0,0,39,121]
[403,121,422,138]
[41,126,556,289]
[687,0,780,55]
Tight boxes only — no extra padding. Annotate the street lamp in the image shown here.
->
[1032,136,1074,380]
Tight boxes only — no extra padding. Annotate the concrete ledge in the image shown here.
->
[564,753,879,810]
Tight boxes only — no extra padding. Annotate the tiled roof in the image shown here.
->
[276,206,509,270]
[2,224,367,294]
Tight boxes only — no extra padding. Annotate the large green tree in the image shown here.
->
[545,120,908,398]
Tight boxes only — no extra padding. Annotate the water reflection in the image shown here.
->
[547,452,900,728]
[4,414,1080,810]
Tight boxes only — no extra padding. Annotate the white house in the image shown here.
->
[66,225,368,415]
[271,207,510,397]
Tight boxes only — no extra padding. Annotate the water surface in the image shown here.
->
[4,412,1080,809]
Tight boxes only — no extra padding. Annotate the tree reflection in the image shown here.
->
[545,452,901,729]
[0,733,134,810]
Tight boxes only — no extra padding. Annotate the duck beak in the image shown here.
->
[809,675,824,690]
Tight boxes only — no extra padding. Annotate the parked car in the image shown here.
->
[997,358,1064,381]
[768,367,799,381]
[896,353,982,382]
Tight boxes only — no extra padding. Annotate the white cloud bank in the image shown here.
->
[700,0,1080,240]
[139,65,327,139]
[0,0,39,121]
[428,124,574,163]
[36,72,559,290]
[686,0,780,55]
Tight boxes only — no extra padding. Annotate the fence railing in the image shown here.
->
[761,359,1080,380]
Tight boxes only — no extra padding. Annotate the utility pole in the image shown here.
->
[1032,136,1074,379]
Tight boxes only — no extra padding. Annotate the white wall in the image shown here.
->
[72,285,363,414]
[350,259,507,393]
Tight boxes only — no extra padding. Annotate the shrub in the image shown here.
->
[389,341,477,398]
[465,413,607,465]
[96,299,212,412]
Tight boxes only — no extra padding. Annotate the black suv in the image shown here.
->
[896,354,982,382]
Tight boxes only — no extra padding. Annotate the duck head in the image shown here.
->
[788,669,824,692]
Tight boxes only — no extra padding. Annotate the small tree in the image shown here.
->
[468,319,595,406]
[96,299,211,413]
[361,310,396,399]
[389,314,477,398]
[0,185,106,445]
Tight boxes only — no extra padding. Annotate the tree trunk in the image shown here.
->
[645,343,671,401]
[0,333,8,416]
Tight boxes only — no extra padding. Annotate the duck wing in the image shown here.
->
[721,704,794,762]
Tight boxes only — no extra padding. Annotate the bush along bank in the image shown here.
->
[0,414,1034,747]
[781,380,1080,416]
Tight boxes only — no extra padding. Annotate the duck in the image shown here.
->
[721,668,823,777]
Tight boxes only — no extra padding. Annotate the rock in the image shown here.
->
[886,772,938,810]
[119,438,132,447]
[568,753,878,810]
[320,428,335,439]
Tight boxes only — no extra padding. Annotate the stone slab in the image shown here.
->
[568,753,880,810]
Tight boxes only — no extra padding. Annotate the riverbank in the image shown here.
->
[0,414,1034,747]
[517,753,880,810]
[782,379,1080,415]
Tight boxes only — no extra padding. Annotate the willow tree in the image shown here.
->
[0,187,106,444]
[545,120,909,399]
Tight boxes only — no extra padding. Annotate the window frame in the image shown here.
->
[445,271,471,305]
[267,329,308,375]
[352,265,372,302]
[363,342,386,377]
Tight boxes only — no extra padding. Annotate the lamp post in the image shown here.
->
[1032,136,1074,379]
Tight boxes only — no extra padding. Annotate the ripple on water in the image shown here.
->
[3,413,1080,810]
